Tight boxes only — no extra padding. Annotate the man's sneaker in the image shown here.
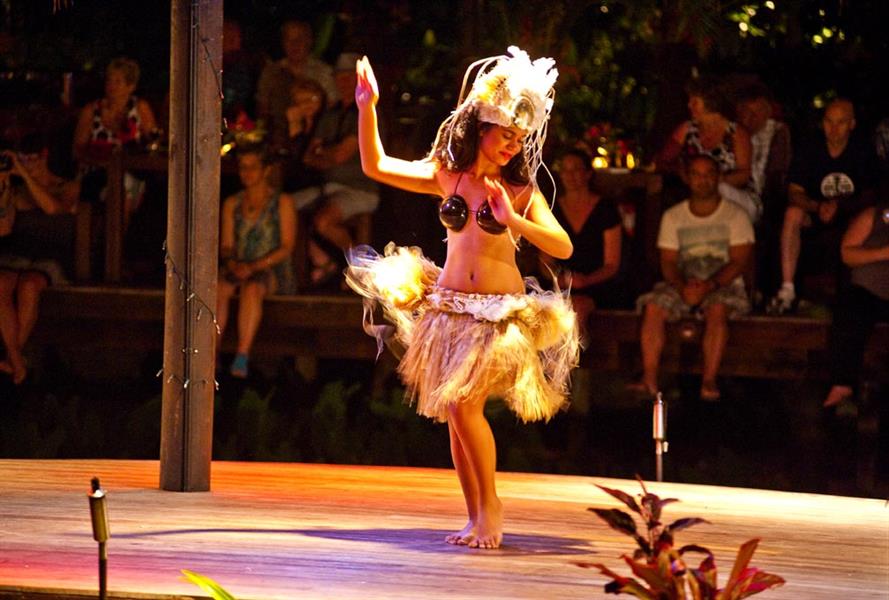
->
[766,287,796,315]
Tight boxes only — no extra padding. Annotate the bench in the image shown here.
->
[33,286,377,360]
[583,309,888,381]
[33,288,887,382]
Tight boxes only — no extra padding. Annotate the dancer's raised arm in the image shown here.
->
[355,57,440,196]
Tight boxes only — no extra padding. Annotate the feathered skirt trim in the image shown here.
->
[345,243,580,423]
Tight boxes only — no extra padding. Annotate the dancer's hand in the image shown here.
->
[355,56,379,109]
[484,177,516,226]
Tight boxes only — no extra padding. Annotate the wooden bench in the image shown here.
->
[33,286,377,360]
[33,288,887,383]
[583,309,889,381]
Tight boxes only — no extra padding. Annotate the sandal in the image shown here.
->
[230,353,249,378]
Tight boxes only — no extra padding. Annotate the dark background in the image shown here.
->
[1,1,886,498]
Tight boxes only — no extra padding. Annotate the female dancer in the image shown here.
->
[347,48,579,549]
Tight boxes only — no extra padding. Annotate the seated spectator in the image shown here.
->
[222,17,262,124]
[73,56,158,216]
[256,20,337,149]
[542,148,626,335]
[658,76,758,222]
[293,52,379,287]
[277,77,326,192]
[768,99,879,314]
[735,82,792,297]
[216,145,296,378]
[631,155,754,400]
[823,204,889,407]
[0,137,80,384]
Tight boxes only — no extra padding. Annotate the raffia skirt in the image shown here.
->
[345,243,580,423]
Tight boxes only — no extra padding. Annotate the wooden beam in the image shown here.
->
[160,0,222,492]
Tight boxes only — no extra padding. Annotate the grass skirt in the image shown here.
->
[345,243,580,423]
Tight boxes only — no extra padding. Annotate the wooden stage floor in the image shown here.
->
[0,460,886,599]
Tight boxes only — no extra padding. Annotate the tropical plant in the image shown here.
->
[181,569,236,600]
[579,478,784,599]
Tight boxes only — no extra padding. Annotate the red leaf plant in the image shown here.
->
[577,478,785,599]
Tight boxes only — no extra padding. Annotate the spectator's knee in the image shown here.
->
[703,302,728,322]
[242,280,266,299]
[783,205,805,230]
[642,301,667,322]
[0,271,18,296]
[17,272,48,296]
[313,203,342,233]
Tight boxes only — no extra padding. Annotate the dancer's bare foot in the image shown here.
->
[445,521,476,545]
[824,385,853,408]
[469,499,502,549]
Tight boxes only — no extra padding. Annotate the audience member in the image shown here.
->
[735,82,792,296]
[217,145,296,379]
[73,57,157,215]
[278,77,326,192]
[222,18,262,123]
[768,99,879,314]
[658,76,758,223]
[293,52,379,287]
[632,155,754,400]
[735,83,792,219]
[0,136,80,384]
[823,204,889,407]
[256,20,337,148]
[543,148,626,335]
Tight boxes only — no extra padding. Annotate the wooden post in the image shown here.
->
[160,0,222,491]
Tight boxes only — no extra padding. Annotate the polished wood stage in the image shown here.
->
[0,460,886,599]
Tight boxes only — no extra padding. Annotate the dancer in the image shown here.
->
[346,48,579,549]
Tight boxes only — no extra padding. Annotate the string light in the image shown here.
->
[159,2,225,395]
[161,239,222,392]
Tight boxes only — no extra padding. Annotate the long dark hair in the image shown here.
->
[430,106,529,187]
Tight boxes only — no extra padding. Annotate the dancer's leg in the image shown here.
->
[448,396,503,549]
[445,420,480,545]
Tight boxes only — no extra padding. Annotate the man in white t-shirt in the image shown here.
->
[632,155,754,400]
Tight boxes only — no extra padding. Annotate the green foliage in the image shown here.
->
[181,570,236,600]
[579,478,785,599]
[214,385,298,462]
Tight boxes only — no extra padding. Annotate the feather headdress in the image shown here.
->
[430,46,558,191]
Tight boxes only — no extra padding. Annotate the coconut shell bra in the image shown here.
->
[438,172,508,235]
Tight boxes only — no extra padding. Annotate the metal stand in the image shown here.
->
[652,392,668,482]
[88,477,110,600]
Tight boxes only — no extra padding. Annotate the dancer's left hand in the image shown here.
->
[484,177,515,227]
[355,56,379,108]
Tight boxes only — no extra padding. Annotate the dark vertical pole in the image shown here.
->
[160,0,222,491]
